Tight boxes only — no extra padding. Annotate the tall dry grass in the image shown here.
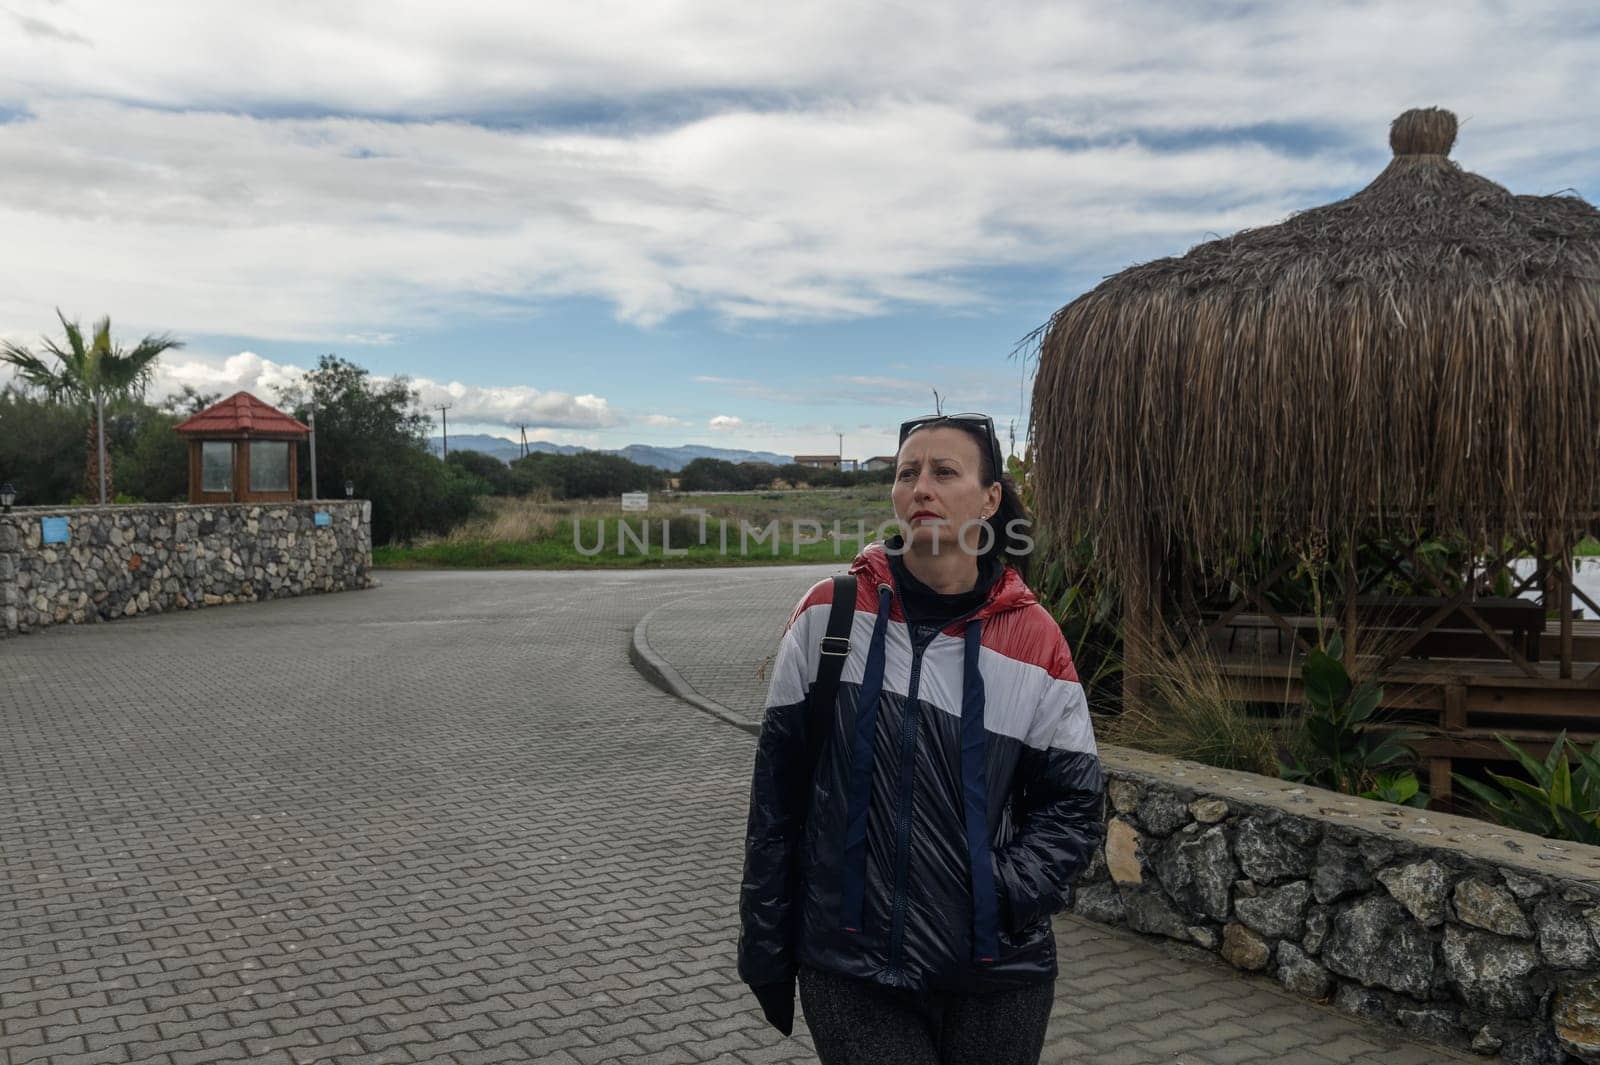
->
[1103,615,1438,780]
[443,496,559,544]
[1101,631,1284,776]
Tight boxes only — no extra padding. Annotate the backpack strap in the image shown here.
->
[803,574,857,783]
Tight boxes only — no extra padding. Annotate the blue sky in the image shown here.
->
[2,1,1597,460]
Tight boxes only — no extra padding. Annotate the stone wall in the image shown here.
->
[0,501,371,636]
[1077,747,1600,1065]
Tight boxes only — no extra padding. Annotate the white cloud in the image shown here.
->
[158,352,306,400]
[641,413,687,427]
[708,415,743,430]
[142,350,616,429]
[0,0,1594,345]
[413,378,616,429]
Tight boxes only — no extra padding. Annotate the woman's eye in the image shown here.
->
[897,469,915,480]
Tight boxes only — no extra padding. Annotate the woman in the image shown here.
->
[738,413,1105,1064]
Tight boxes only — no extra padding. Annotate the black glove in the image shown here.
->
[753,976,795,1036]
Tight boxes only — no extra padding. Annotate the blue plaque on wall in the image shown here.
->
[313,511,332,527]
[41,517,70,544]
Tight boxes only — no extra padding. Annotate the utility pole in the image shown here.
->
[837,432,843,471]
[519,425,529,459]
[435,403,453,459]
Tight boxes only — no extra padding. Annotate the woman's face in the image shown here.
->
[891,426,1002,555]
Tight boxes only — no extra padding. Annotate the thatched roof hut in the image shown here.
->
[1030,107,1600,590]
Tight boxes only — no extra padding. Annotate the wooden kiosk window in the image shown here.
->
[201,441,234,492]
[249,441,291,492]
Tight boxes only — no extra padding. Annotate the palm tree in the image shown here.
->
[1,310,183,503]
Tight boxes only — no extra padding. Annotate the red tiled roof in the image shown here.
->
[172,391,310,437]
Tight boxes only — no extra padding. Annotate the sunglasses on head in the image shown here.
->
[897,413,1005,479]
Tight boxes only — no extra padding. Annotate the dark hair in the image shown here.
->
[901,420,1033,582]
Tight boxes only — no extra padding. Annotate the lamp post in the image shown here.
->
[0,483,15,512]
[307,404,318,500]
[95,392,108,504]
[344,479,354,500]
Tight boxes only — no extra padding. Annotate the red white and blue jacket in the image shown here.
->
[738,542,1105,994]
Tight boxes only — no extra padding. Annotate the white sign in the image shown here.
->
[620,492,649,512]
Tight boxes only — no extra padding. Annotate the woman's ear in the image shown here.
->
[985,482,1002,517]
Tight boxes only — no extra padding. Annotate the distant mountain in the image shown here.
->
[428,434,540,463]
[612,444,791,471]
[428,435,790,471]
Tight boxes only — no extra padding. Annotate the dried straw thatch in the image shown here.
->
[1030,107,1600,588]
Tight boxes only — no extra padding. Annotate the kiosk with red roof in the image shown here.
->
[172,392,310,504]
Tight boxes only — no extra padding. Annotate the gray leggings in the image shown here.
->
[797,966,1055,1065]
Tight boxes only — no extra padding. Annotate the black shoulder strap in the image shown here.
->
[803,574,857,780]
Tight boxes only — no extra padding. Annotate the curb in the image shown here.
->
[629,602,759,736]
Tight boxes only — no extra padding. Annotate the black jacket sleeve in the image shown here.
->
[991,660,1106,933]
[737,606,817,989]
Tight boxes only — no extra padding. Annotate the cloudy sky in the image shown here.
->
[2,1,1596,460]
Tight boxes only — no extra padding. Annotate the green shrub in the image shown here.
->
[279,354,490,543]
[447,449,515,495]
[1453,733,1600,844]
[110,405,188,503]
[509,451,664,499]
[0,388,89,504]
[1279,634,1426,805]
[679,457,747,492]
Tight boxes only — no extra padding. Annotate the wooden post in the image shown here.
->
[1432,683,1467,804]
[1561,545,1575,680]
[1343,544,1358,670]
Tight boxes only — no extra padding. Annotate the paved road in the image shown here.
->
[1,568,1474,1064]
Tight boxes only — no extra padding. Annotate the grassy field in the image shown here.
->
[372,490,1600,570]
[374,488,899,569]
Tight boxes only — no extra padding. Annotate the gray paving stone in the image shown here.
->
[1,567,1483,1064]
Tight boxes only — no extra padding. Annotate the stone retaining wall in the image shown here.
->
[0,501,371,636]
[1077,747,1600,1064]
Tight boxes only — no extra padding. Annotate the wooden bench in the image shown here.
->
[1210,595,1545,663]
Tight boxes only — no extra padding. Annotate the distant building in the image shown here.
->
[861,455,896,471]
[794,455,842,470]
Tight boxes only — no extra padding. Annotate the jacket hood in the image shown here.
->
[848,540,1036,621]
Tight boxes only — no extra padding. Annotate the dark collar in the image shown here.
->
[887,539,1004,625]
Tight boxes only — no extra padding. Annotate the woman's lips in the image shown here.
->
[910,511,941,522]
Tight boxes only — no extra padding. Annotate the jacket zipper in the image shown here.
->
[883,578,987,979]
[885,633,928,976]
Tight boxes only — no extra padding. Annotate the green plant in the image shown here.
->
[1009,448,1124,708]
[278,355,489,544]
[1361,771,1428,808]
[1279,634,1424,803]
[0,387,88,505]
[1,310,183,502]
[1452,733,1600,844]
[110,404,188,503]
[1031,546,1123,704]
